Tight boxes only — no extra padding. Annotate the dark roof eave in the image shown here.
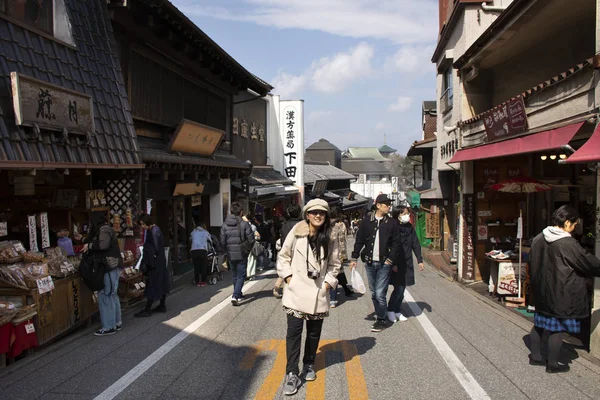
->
[137,0,273,95]
[453,0,536,69]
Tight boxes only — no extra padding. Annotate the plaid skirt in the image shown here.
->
[534,313,581,333]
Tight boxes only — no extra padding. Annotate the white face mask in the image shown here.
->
[400,214,410,224]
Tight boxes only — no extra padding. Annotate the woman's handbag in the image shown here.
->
[350,268,367,294]
[251,241,265,257]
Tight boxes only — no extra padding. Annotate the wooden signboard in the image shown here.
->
[11,72,94,134]
[483,96,527,142]
[425,212,440,238]
[462,194,476,281]
[168,119,224,156]
[173,183,205,196]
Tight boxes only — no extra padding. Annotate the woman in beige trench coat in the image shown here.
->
[277,199,341,396]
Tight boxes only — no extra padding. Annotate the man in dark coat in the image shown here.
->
[528,205,600,373]
[221,202,255,306]
[350,194,401,333]
[272,204,302,298]
[387,205,424,323]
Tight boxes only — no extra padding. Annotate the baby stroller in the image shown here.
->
[207,236,224,285]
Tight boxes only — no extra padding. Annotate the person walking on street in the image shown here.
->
[83,212,123,336]
[329,206,354,308]
[528,205,600,373]
[190,220,211,287]
[350,194,400,332]
[387,205,424,323]
[277,199,340,396]
[255,214,272,271]
[136,214,170,317]
[273,204,303,298]
[221,202,255,306]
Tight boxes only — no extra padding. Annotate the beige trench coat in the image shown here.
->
[277,221,341,315]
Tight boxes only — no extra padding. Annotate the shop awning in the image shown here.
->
[448,122,584,164]
[564,123,600,163]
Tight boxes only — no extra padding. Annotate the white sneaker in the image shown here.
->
[395,312,408,322]
[387,311,398,323]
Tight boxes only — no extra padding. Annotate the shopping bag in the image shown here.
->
[247,253,257,278]
[350,268,366,294]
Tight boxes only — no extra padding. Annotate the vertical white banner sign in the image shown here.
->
[280,100,305,204]
[40,212,50,249]
[28,214,38,252]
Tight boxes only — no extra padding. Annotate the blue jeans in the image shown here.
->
[330,287,337,302]
[98,268,122,331]
[388,285,406,313]
[229,259,247,299]
[365,262,391,320]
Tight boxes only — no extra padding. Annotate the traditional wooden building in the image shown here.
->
[107,0,272,270]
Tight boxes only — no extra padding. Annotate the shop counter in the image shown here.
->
[0,273,95,346]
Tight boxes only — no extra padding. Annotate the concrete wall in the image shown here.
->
[209,178,231,228]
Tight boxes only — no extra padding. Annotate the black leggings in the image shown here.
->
[529,326,563,367]
[286,314,324,375]
[192,249,208,283]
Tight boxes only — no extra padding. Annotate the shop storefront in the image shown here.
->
[0,0,144,365]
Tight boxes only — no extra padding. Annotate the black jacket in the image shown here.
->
[280,217,302,244]
[351,213,400,264]
[390,222,423,287]
[530,228,600,319]
[220,215,255,261]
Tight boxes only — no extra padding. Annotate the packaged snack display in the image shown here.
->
[0,264,28,289]
[22,252,46,263]
[0,241,25,263]
[0,301,18,325]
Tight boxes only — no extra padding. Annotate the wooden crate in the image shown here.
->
[0,274,95,345]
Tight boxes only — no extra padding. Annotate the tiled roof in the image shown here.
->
[249,166,292,185]
[341,159,391,175]
[0,0,142,167]
[347,147,387,161]
[304,164,355,184]
[330,189,369,210]
[378,144,397,153]
[139,138,249,170]
[306,138,340,151]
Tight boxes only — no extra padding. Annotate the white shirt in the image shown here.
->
[372,216,383,262]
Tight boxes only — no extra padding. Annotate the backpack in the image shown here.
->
[79,253,106,292]
[237,218,254,257]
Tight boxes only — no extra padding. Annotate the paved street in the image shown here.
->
[2,241,600,400]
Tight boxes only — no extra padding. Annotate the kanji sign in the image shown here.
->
[36,276,55,295]
[168,119,224,157]
[11,72,94,135]
[462,194,476,280]
[279,101,304,195]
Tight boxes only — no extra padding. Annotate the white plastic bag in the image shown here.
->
[350,268,366,294]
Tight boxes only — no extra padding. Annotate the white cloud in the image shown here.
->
[270,43,375,97]
[272,72,308,99]
[310,43,374,93]
[384,45,436,74]
[172,0,438,44]
[387,97,413,112]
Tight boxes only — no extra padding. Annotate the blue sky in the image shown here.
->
[171,0,439,155]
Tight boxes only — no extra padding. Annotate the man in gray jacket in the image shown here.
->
[221,202,255,306]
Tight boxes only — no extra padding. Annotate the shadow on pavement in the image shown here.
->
[521,333,583,366]
[404,301,433,317]
[315,337,377,372]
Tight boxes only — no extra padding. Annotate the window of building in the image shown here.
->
[0,0,74,45]
[441,66,453,113]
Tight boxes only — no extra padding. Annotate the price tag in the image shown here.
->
[25,323,35,334]
[36,276,55,294]
[139,282,146,288]
[134,283,141,290]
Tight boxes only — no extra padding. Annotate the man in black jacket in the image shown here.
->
[528,205,600,373]
[220,202,255,306]
[350,194,400,332]
[272,204,302,298]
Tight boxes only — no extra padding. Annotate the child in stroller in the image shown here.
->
[206,234,224,285]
